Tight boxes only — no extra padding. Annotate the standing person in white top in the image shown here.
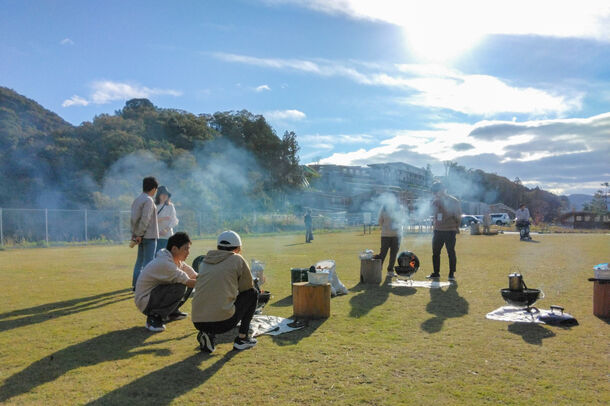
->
[515,203,531,224]
[130,176,159,290]
[155,185,179,253]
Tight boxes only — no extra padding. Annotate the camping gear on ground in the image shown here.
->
[360,257,382,284]
[308,266,330,285]
[359,249,375,260]
[593,263,610,280]
[394,251,420,281]
[486,305,578,325]
[500,273,543,312]
[291,268,309,286]
[314,260,348,296]
[516,220,531,241]
[293,282,331,319]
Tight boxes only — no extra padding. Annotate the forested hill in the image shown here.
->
[0,88,301,210]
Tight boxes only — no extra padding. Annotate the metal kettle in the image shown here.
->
[508,273,527,291]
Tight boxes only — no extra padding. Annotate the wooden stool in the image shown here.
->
[360,258,382,284]
[293,282,330,319]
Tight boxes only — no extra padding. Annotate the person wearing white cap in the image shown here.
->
[191,230,258,353]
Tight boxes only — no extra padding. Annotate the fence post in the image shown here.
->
[45,208,49,245]
[0,207,3,247]
[84,209,88,243]
[118,210,123,242]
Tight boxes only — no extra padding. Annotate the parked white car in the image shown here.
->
[490,213,511,226]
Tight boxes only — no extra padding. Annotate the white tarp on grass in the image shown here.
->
[486,306,577,325]
[390,279,451,288]
[249,315,304,337]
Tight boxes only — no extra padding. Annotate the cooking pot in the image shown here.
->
[508,273,525,291]
[394,251,419,277]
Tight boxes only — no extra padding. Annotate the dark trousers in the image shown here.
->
[306,225,313,242]
[194,288,258,336]
[379,236,400,272]
[144,283,190,318]
[432,230,457,274]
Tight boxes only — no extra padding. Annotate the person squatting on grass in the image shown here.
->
[428,181,461,282]
[191,230,259,353]
[130,176,160,289]
[134,232,197,332]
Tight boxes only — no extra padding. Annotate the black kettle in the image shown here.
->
[508,273,527,291]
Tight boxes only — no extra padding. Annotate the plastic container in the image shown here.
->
[308,270,330,285]
[594,263,610,280]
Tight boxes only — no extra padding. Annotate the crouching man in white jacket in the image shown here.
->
[134,232,197,332]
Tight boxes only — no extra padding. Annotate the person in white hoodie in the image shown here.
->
[154,185,179,253]
[134,232,197,332]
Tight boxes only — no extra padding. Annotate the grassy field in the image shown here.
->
[0,230,608,405]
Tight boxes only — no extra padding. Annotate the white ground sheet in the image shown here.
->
[390,279,451,288]
[486,305,573,324]
[249,315,304,337]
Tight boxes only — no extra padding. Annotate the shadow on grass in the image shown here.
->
[348,275,417,318]
[507,323,556,345]
[269,294,293,307]
[284,242,308,246]
[86,350,238,405]
[0,289,132,332]
[0,326,183,403]
[421,282,469,333]
[270,318,326,346]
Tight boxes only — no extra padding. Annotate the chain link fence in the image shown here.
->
[0,207,433,248]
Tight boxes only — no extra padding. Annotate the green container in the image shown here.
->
[291,268,309,285]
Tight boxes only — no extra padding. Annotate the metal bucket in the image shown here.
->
[508,273,524,291]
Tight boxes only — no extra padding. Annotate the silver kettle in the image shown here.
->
[508,273,526,291]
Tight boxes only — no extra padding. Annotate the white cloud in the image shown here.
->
[62,95,89,107]
[264,109,306,121]
[265,1,610,60]
[215,52,579,116]
[299,133,375,145]
[317,112,610,194]
[255,84,271,92]
[59,38,74,46]
[62,81,182,107]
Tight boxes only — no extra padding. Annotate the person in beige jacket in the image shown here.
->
[134,232,197,332]
[427,181,461,281]
[376,204,402,276]
[191,230,258,353]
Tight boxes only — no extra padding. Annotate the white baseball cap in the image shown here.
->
[217,230,242,247]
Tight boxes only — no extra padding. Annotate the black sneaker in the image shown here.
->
[448,273,456,282]
[197,331,215,353]
[146,315,166,332]
[164,310,188,322]
[233,336,257,351]
[426,273,441,280]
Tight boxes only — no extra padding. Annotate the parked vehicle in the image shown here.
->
[490,213,511,226]
[460,215,481,228]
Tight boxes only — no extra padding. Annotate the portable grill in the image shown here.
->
[500,273,543,313]
[394,251,420,283]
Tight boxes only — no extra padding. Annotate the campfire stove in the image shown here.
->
[500,273,543,313]
[394,251,420,283]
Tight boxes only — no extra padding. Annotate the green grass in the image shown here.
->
[0,231,608,405]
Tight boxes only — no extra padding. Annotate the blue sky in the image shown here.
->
[1,0,609,195]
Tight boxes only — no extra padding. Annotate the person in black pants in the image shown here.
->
[191,230,259,353]
[427,181,461,282]
[376,204,402,276]
[304,210,313,243]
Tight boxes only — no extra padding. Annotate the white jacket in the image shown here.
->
[157,202,179,239]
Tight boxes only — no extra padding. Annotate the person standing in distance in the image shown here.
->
[304,209,313,243]
[191,230,259,353]
[427,181,461,282]
[155,185,179,253]
[130,176,159,290]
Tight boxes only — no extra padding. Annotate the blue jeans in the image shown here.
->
[156,238,168,253]
[132,238,157,288]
